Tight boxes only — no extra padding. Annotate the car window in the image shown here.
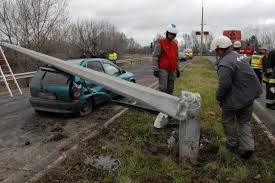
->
[30,69,46,86]
[103,63,120,76]
[87,61,104,72]
[42,71,71,86]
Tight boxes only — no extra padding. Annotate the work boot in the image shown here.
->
[266,104,271,108]
[269,105,275,110]
[220,138,239,154]
[239,150,254,159]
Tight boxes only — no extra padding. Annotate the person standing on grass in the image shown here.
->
[152,23,181,95]
[210,36,262,159]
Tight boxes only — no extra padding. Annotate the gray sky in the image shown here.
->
[68,0,275,46]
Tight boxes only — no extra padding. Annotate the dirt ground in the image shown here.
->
[34,112,275,183]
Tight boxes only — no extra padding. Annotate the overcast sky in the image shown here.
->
[68,0,275,46]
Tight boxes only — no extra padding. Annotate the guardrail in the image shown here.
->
[0,57,151,82]
[0,71,36,82]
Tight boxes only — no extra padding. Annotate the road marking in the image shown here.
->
[252,112,275,146]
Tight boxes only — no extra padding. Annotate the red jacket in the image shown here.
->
[159,38,178,72]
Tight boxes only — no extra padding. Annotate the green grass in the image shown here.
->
[37,58,275,183]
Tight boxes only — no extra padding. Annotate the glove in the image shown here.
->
[153,70,159,78]
[176,70,181,78]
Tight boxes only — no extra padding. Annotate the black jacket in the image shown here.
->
[216,51,262,110]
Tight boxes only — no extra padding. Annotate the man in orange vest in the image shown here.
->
[152,24,180,95]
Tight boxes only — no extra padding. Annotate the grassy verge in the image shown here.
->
[37,58,275,183]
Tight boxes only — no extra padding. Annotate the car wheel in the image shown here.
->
[79,98,94,116]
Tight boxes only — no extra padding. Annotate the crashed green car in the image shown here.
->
[29,58,136,116]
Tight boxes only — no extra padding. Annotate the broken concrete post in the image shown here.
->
[178,91,201,164]
[0,42,187,120]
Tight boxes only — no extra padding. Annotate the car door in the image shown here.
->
[102,62,124,97]
[85,60,111,104]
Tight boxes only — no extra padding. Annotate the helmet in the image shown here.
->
[233,41,241,48]
[210,36,232,51]
[166,24,178,34]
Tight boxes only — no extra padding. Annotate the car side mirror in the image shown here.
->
[120,69,126,74]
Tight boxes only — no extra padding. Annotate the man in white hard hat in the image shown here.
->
[152,24,180,95]
[233,40,242,53]
[211,36,262,159]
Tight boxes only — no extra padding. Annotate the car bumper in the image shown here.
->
[29,97,82,113]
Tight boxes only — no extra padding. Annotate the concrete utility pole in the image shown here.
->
[200,0,204,59]
[0,42,202,163]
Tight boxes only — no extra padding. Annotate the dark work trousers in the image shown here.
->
[253,68,263,84]
[159,69,176,95]
[266,83,275,106]
[222,103,255,151]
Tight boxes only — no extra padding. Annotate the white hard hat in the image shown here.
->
[233,41,241,48]
[210,36,232,51]
[166,24,178,34]
[260,46,267,50]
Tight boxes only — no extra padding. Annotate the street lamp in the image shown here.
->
[200,0,204,59]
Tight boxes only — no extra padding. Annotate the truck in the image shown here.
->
[223,30,253,55]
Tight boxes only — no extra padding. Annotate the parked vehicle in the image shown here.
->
[178,51,187,62]
[223,30,253,56]
[29,58,136,116]
[185,49,193,59]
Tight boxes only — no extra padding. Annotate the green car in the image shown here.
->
[29,58,136,116]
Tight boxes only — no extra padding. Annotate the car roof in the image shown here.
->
[40,58,117,73]
[66,58,113,65]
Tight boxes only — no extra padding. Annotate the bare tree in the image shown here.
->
[0,0,68,73]
[67,19,140,58]
[191,31,200,54]
[243,25,275,51]
[0,0,17,43]
[0,0,68,48]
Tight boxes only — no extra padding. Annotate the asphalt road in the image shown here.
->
[205,56,275,136]
[0,58,158,183]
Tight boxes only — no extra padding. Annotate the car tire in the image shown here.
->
[79,98,94,116]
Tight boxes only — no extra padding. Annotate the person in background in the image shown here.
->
[152,23,180,95]
[250,50,264,83]
[263,49,275,110]
[210,36,262,159]
[108,50,118,64]
[233,40,242,53]
[80,52,87,58]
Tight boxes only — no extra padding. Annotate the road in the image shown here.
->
[205,56,275,136]
[0,58,157,183]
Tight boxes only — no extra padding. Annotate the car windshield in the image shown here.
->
[103,63,120,76]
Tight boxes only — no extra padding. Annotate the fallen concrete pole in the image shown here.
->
[1,42,202,162]
[0,42,187,120]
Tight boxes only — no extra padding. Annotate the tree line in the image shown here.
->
[0,0,146,72]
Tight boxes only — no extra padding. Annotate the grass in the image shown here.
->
[36,58,275,183]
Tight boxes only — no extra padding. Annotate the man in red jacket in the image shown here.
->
[152,24,180,94]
